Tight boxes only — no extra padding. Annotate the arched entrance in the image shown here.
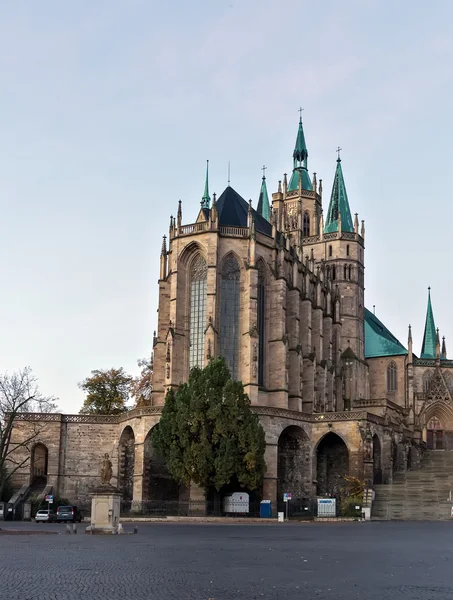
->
[31,443,48,484]
[277,426,311,505]
[427,417,443,450]
[118,426,135,506]
[372,434,382,484]
[143,427,181,503]
[316,433,349,496]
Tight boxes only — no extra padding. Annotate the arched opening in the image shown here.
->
[372,434,382,484]
[387,361,397,393]
[277,426,310,511]
[31,443,48,484]
[143,427,182,505]
[427,416,443,450]
[316,433,349,496]
[303,212,310,236]
[118,426,135,507]
[189,254,207,369]
[219,253,240,379]
[257,259,266,387]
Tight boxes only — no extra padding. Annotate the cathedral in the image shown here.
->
[8,115,453,514]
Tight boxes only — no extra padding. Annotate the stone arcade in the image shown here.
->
[8,116,450,513]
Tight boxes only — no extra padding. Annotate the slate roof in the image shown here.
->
[216,186,272,236]
[365,308,407,358]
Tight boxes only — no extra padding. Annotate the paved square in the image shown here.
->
[1,521,453,599]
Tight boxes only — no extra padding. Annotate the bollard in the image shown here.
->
[73,523,77,535]
[133,526,138,534]
[91,523,95,535]
[66,524,71,535]
[117,523,124,535]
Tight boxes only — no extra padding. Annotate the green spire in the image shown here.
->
[324,154,354,233]
[257,167,271,221]
[201,160,210,209]
[288,114,313,192]
[421,287,437,359]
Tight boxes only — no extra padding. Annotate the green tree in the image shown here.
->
[131,355,153,407]
[152,358,266,492]
[79,368,132,415]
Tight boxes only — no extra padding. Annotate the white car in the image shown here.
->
[35,509,56,522]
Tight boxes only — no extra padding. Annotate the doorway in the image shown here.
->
[427,417,443,450]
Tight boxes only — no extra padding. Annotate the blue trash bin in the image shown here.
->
[260,500,272,518]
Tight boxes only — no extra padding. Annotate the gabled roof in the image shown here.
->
[365,308,408,358]
[324,158,354,233]
[421,288,437,359]
[216,186,272,236]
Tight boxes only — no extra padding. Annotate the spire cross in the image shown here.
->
[261,164,267,178]
[298,107,304,120]
[336,146,342,160]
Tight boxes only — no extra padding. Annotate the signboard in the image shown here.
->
[45,495,53,504]
[283,493,292,502]
[317,498,336,517]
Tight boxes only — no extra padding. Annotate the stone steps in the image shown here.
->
[372,451,453,521]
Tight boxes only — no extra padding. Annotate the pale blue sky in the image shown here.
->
[1,1,452,412]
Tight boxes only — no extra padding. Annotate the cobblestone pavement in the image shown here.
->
[1,521,453,599]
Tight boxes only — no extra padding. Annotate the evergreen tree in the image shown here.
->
[152,358,266,492]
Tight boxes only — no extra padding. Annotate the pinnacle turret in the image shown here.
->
[421,287,437,359]
[288,113,313,192]
[324,154,354,234]
[257,167,271,222]
[201,160,210,209]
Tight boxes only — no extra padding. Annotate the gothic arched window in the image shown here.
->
[189,255,207,369]
[387,361,397,393]
[423,371,432,394]
[348,265,352,280]
[220,254,240,379]
[303,212,310,237]
[257,260,266,387]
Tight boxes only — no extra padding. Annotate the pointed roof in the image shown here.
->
[364,308,408,358]
[216,186,272,236]
[201,160,210,209]
[421,288,437,359]
[288,117,313,192]
[257,176,271,222]
[324,157,354,233]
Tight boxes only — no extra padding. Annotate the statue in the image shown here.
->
[100,453,113,485]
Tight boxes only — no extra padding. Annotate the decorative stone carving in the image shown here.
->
[100,453,113,486]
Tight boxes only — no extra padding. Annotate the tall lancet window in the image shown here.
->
[220,254,240,379]
[257,260,266,386]
[303,211,310,236]
[189,255,207,369]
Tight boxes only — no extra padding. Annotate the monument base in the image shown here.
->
[85,485,121,535]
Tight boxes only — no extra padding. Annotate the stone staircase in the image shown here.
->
[372,451,453,520]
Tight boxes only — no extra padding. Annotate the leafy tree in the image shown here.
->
[131,355,153,407]
[79,368,132,415]
[152,358,266,492]
[0,367,56,501]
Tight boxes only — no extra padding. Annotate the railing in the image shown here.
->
[178,222,209,235]
[120,499,262,518]
[219,226,249,238]
[301,235,320,244]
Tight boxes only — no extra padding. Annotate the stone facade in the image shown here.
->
[8,117,431,511]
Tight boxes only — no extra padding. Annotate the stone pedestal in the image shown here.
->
[85,485,121,535]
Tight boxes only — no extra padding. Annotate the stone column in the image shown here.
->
[132,442,144,505]
[262,443,278,516]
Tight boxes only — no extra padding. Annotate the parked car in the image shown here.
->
[56,505,83,523]
[35,510,57,523]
